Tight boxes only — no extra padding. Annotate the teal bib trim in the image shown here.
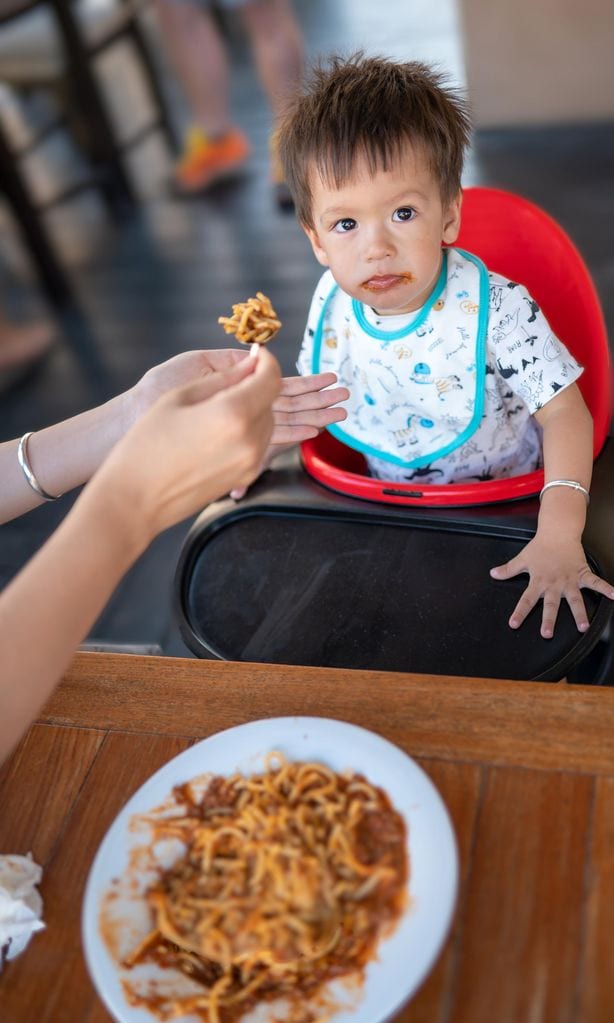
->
[313,249,490,470]
[311,280,339,374]
[351,250,448,341]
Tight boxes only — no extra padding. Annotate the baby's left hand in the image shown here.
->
[490,533,614,638]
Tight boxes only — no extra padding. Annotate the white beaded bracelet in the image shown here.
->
[17,432,62,502]
[539,479,590,505]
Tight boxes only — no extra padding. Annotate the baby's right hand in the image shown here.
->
[270,371,349,444]
[229,371,349,499]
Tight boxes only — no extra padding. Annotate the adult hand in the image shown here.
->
[90,347,281,546]
[490,532,614,638]
[1,349,263,526]
[0,349,280,763]
[130,348,250,420]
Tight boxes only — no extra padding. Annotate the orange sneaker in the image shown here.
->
[174,127,250,193]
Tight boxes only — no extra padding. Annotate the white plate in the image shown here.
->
[82,716,458,1023]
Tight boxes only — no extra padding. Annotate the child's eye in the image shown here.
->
[393,207,416,222]
[333,218,357,233]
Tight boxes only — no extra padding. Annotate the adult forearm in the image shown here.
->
[0,484,146,763]
[0,389,135,525]
[0,350,281,763]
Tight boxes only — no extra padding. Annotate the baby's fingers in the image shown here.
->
[490,555,545,631]
[566,567,614,633]
[565,588,590,633]
[539,593,561,640]
[508,585,540,631]
[490,555,524,582]
[565,569,614,634]
[578,566,614,600]
[274,385,349,415]
[279,372,341,397]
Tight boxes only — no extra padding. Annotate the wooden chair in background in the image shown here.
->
[0,0,179,306]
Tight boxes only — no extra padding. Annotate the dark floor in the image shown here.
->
[1,0,613,658]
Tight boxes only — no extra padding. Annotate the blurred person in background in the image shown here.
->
[153,0,303,206]
[0,306,53,375]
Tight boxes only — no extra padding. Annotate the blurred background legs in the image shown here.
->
[240,0,303,206]
[153,0,302,203]
[0,308,53,372]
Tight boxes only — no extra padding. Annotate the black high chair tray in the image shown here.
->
[175,447,614,682]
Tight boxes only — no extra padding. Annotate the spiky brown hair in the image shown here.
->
[276,52,471,227]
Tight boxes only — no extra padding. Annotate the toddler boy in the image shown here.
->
[277,53,614,638]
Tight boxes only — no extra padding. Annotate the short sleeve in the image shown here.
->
[487,276,583,413]
[296,270,335,376]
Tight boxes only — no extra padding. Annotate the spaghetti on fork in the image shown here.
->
[218,292,281,345]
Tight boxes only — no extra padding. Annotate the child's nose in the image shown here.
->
[363,225,395,261]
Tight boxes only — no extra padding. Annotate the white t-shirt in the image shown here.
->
[297,248,583,484]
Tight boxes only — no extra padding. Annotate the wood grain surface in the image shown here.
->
[2,652,614,1023]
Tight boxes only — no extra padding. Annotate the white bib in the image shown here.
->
[311,248,489,469]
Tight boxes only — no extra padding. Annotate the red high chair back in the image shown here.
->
[301,186,612,506]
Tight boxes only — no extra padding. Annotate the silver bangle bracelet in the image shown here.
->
[539,479,590,505]
[17,432,62,502]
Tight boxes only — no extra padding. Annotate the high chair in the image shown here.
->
[174,188,614,683]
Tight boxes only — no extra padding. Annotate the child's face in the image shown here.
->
[304,143,461,316]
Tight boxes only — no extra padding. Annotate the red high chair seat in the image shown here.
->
[301,186,612,507]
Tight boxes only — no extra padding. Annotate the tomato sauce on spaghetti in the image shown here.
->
[116,756,408,1023]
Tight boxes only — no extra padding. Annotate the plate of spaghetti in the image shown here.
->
[82,717,457,1023]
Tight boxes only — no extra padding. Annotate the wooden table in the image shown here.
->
[1,652,614,1023]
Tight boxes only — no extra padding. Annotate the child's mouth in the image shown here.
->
[362,272,415,292]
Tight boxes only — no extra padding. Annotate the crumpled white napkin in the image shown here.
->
[0,853,45,970]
